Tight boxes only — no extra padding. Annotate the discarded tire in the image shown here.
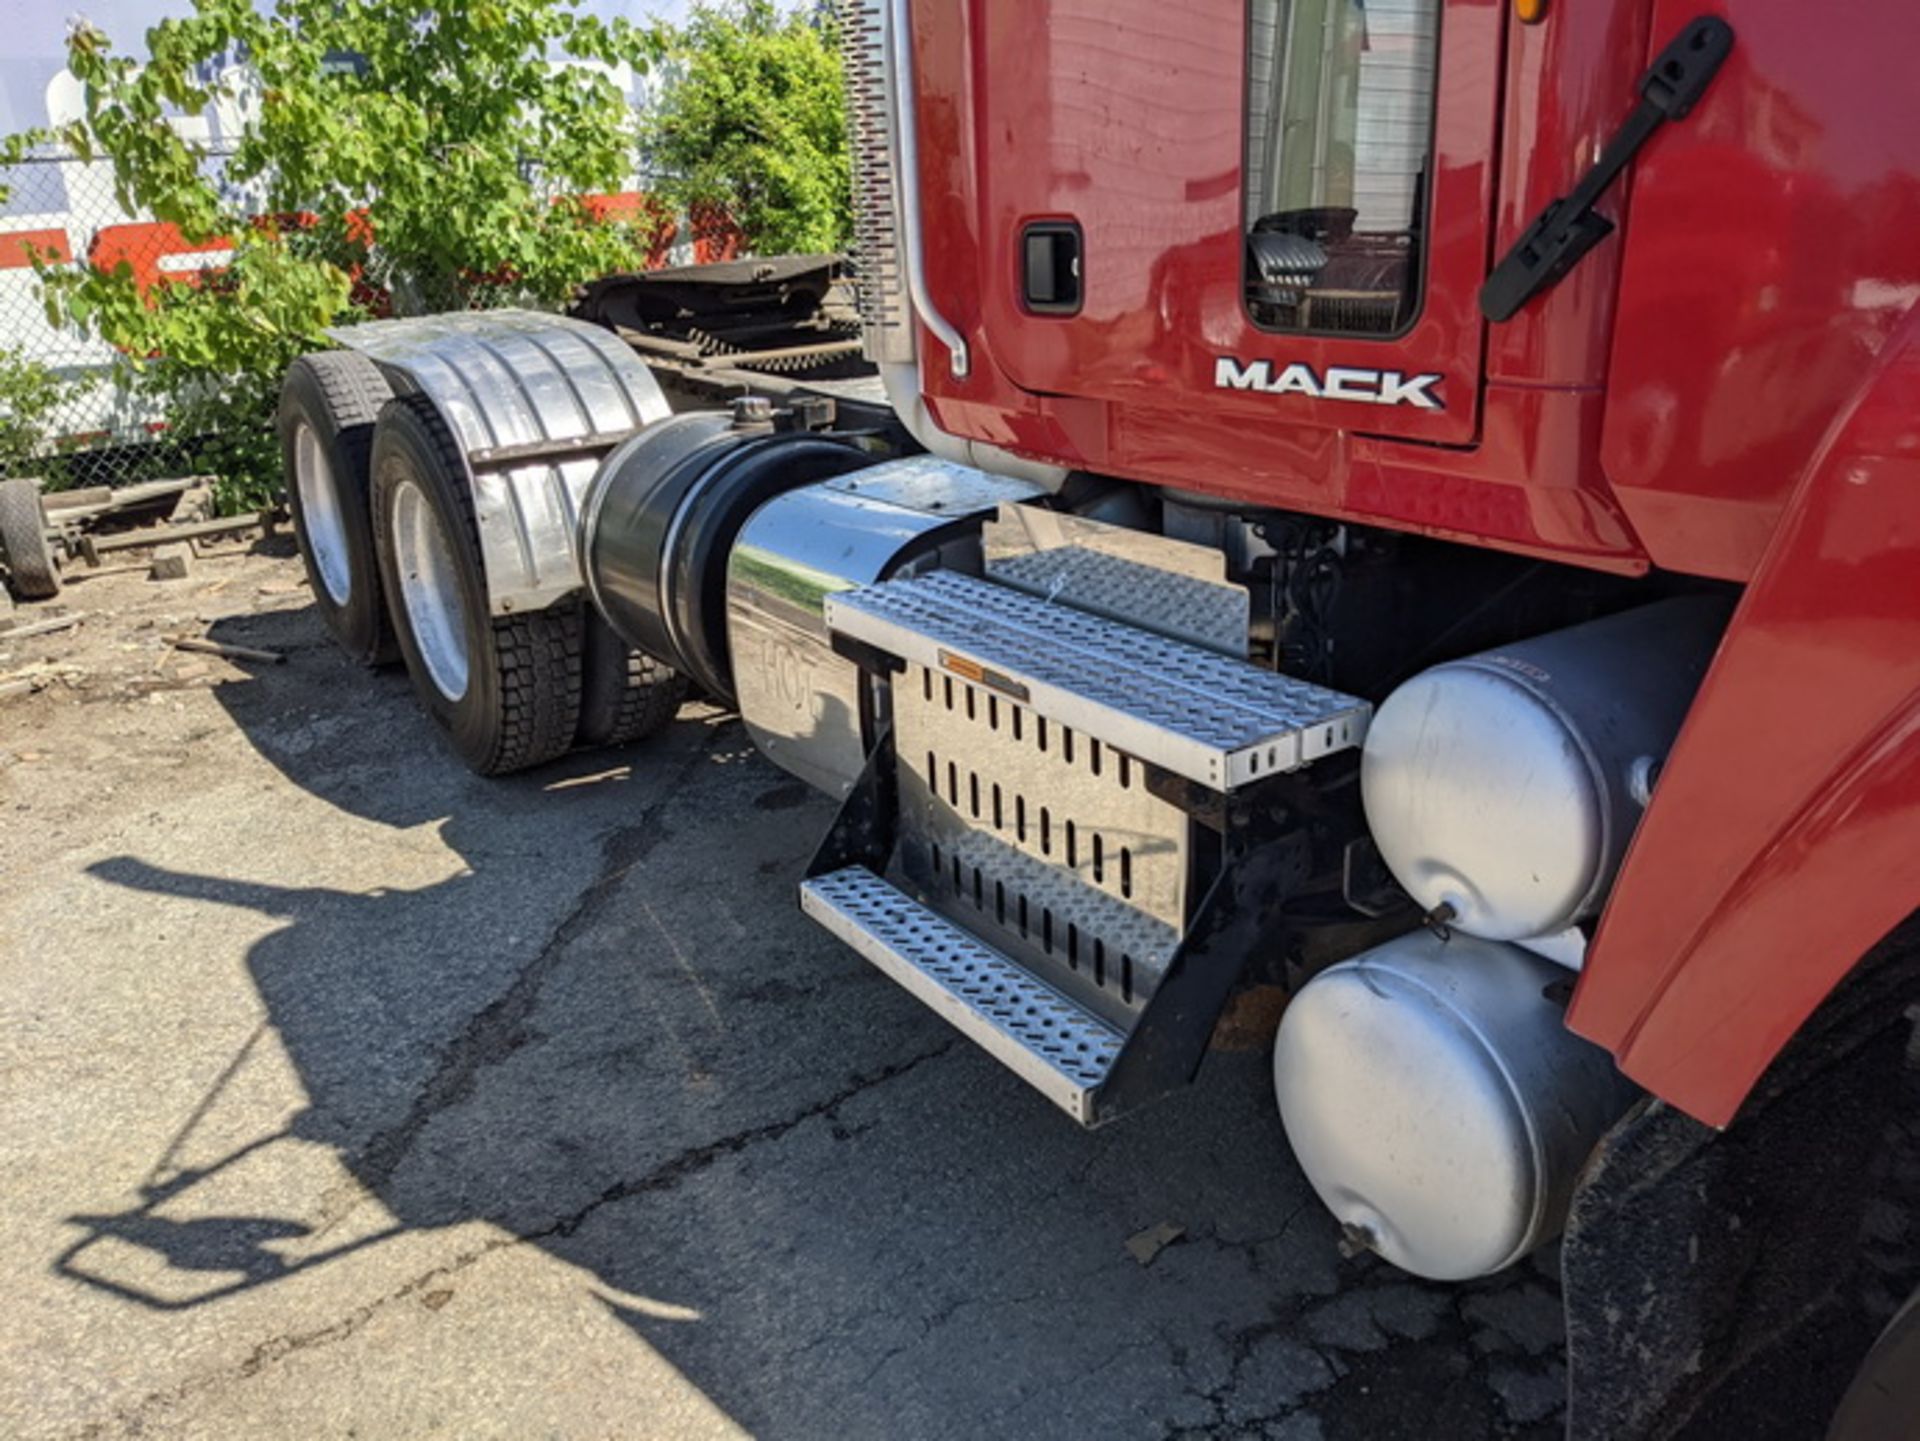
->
[577,610,688,749]
[279,350,396,664]
[371,393,583,775]
[0,477,59,600]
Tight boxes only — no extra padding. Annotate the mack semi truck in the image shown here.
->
[273,1,1920,1434]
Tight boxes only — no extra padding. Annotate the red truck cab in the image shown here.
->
[887,0,1920,1130]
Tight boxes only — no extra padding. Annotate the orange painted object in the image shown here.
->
[0,228,74,270]
[253,208,389,313]
[82,192,719,309]
[688,201,744,264]
[575,191,680,269]
[88,221,234,295]
[575,192,742,267]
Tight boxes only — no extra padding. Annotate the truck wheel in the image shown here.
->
[0,478,59,600]
[577,611,688,749]
[279,350,396,664]
[1828,1289,1920,1440]
[371,394,583,775]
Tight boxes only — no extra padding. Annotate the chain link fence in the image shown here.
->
[0,146,229,490]
[0,145,733,498]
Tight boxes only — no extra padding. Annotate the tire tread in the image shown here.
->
[380,393,583,775]
[289,351,392,494]
[489,603,586,774]
[0,478,58,599]
[580,639,688,749]
[281,350,396,662]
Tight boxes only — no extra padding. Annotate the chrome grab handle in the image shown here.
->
[887,0,971,379]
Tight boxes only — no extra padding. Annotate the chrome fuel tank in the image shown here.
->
[726,457,1047,796]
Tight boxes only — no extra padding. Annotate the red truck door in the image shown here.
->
[969,0,1501,447]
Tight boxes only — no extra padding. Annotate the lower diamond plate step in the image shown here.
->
[801,865,1124,1124]
[826,570,1368,790]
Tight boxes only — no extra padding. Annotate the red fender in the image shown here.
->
[1568,305,1920,1127]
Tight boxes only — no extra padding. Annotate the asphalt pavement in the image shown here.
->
[0,558,1568,1439]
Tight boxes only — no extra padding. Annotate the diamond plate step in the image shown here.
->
[801,865,1125,1124]
[826,570,1369,791]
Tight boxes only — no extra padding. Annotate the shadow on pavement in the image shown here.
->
[58,600,1575,1440]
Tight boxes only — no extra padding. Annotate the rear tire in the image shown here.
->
[279,350,396,664]
[371,394,583,775]
[0,478,59,600]
[1828,1289,1920,1440]
[577,611,688,749]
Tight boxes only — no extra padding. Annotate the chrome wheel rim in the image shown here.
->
[392,478,470,701]
[294,422,352,605]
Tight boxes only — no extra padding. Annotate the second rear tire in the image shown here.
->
[279,350,397,664]
[577,611,688,750]
[371,394,583,775]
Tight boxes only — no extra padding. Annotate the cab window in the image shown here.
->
[1244,0,1441,335]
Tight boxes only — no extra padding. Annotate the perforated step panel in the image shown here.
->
[893,659,1184,1027]
[826,571,1369,790]
[807,569,1373,1125]
[801,865,1125,1123]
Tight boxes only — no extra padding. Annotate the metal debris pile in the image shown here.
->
[0,476,296,706]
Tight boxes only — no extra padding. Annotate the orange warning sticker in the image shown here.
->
[937,649,1031,704]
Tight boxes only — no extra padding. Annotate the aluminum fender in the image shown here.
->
[329,311,669,616]
[1569,307,1920,1126]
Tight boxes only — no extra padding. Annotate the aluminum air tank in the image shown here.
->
[1273,929,1639,1280]
[1361,598,1727,947]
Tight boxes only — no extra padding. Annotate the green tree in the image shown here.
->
[0,354,76,479]
[644,0,850,256]
[0,0,663,509]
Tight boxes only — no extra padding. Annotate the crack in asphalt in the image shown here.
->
[1161,1312,1331,1441]
[70,1041,958,1440]
[541,1039,958,1243]
[1154,1207,1573,1441]
[1179,1198,1317,1283]
[311,732,718,1233]
[68,718,966,1437]
[1196,1270,1564,1441]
